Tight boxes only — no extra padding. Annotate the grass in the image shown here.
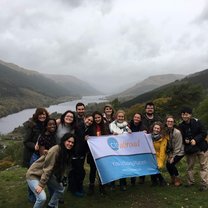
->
[0,159,207,208]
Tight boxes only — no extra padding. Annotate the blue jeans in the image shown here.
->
[27,175,65,208]
[27,179,46,208]
[47,175,65,207]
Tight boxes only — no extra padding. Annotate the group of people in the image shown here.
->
[22,102,208,208]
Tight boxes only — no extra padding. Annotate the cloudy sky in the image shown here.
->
[0,0,208,94]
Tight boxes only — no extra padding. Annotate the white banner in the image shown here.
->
[87,132,159,184]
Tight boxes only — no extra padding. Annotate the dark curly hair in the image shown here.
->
[32,108,49,122]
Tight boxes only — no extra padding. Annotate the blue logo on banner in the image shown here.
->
[107,137,119,151]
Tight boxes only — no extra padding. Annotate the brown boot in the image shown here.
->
[174,177,182,187]
[170,176,175,185]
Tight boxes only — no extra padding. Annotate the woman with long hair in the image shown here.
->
[26,133,75,208]
[109,110,132,191]
[129,112,147,185]
[68,114,94,197]
[56,110,76,144]
[87,111,110,195]
[165,115,184,186]
[23,108,50,168]
[23,108,50,203]
[103,104,114,124]
[150,121,168,186]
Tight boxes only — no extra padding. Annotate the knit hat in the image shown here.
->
[181,107,192,114]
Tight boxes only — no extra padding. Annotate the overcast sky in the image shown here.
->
[0,0,208,94]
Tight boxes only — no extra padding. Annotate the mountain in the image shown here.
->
[0,60,37,75]
[121,69,208,108]
[43,74,102,96]
[0,59,103,117]
[109,74,185,101]
[0,61,72,98]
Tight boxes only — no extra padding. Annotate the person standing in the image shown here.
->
[38,118,57,156]
[26,133,75,208]
[141,102,161,184]
[68,114,94,197]
[179,107,208,191]
[22,108,49,203]
[55,110,76,204]
[103,104,114,124]
[142,102,162,133]
[109,110,132,191]
[56,110,76,144]
[151,122,168,187]
[23,108,50,168]
[129,112,147,185]
[165,115,184,186]
[87,111,110,195]
[75,102,86,125]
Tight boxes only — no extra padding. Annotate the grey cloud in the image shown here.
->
[60,0,84,8]
[0,0,208,94]
[195,1,208,23]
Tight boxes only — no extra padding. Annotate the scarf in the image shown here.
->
[152,133,162,142]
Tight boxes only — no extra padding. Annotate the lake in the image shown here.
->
[0,95,108,135]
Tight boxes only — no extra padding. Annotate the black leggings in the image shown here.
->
[166,155,184,176]
[68,158,86,193]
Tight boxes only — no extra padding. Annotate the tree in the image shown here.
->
[195,97,208,128]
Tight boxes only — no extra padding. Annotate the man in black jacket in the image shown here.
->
[179,107,208,191]
[142,102,162,133]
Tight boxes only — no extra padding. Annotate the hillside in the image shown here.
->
[0,61,72,98]
[122,69,208,107]
[109,74,185,101]
[0,61,75,117]
[44,74,102,96]
[0,59,104,117]
[0,60,37,74]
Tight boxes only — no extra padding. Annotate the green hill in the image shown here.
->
[122,69,208,107]
[0,62,74,117]
[120,69,208,123]
[109,74,185,101]
[0,63,72,98]
[44,74,102,96]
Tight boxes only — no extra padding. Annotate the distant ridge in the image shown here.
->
[121,68,208,107]
[0,61,71,98]
[0,60,38,74]
[109,74,185,101]
[0,59,101,117]
[44,74,102,96]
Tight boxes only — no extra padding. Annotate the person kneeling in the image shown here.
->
[26,133,75,208]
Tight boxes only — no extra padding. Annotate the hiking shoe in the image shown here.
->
[184,183,194,188]
[110,185,116,191]
[199,186,207,192]
[139,177,145,184]
[120,185,127,191]
[74,191,85,197]
[131,181,136,186]
[59,198,64,204]
[87,184,94,196]
[151,181,159,187]
[174,177,182,187]
[159,180,167,187]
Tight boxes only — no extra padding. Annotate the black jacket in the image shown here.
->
[73,122,92,157]
[129,120,147,132]
[22,119,45,168]
[142,114,162,133]
[179,118,208,152]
